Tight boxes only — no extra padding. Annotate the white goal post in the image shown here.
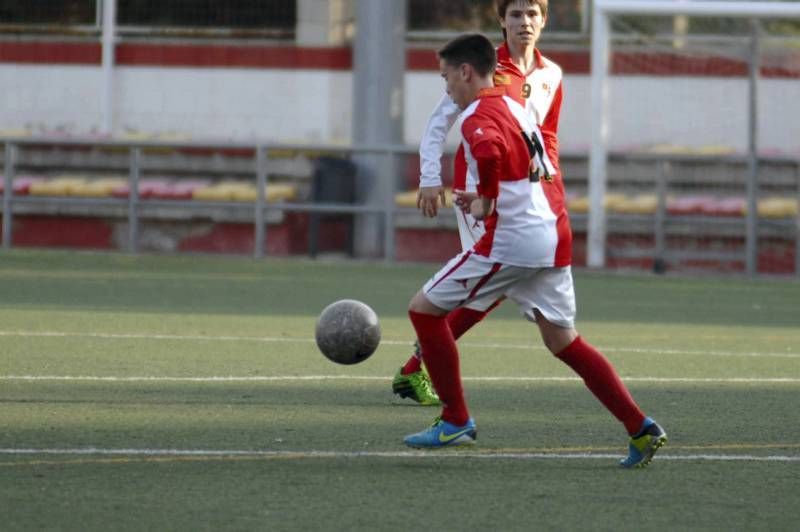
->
[588,0,800,270]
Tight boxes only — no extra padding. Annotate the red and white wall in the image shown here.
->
[1,41,799,155]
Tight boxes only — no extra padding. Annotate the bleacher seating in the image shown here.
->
[394,189,799,220]
[0,175,45,194]
[0,175,297,203]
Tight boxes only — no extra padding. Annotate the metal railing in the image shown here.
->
[2,137,799,275]
[1,137,418,261]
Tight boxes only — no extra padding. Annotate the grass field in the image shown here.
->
[1,249,799,530]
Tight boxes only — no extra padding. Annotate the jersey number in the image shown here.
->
[519,130,552,182]
[521,83,531,99]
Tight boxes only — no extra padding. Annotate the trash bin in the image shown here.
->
[308,157,356,257]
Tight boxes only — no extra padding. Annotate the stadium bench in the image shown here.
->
[0,175,46,195]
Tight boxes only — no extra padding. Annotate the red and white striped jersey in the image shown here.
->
[493,43,570,266]
[418,43,571,266]
[459,87,561,268]
[419,43,564,191]
[494,43,563,177]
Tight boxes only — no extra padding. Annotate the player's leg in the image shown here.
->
[393,295,504,404]
[403,254,518,448]
[507,267,667,467]
[540,318,667,467]
[399,296,502,374]
[535,313,648,432]
[405,291,475,447]
[394,206,499,404]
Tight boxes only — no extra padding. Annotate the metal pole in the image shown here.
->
[383,150,396,262]
[352,0,406,258]
[796,162,800,278]
[745,19,760,276]
[95,0,102,28]
[254,146,267,259]
[128,147,140,253]
[653,159,668,274]
[101,0,117,135]
[580,0,590,35]
[2,143,15,249]
[587,3,611,268]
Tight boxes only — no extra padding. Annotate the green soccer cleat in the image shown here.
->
[620,417,667,469]
[392,367,441,406]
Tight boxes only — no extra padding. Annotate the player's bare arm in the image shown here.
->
[417,185,447,218]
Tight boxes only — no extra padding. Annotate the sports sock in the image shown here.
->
[446,306,492,339]
[556,336,646,435]
[400,355,423,375]
[402,304,498,375]
[408,310,470,425]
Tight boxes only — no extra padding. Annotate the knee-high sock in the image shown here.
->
[556,336,645,435]
[408,310,470,425]
[402,305,495,375]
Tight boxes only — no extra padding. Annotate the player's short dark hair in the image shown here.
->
[437,34,497,77]
[496,0,548,19]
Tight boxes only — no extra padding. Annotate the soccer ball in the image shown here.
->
[315,299,381,365]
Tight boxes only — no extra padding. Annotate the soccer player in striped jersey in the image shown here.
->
[393,0,566,406]
[402,33,666,469]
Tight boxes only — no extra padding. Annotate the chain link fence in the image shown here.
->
[592,8,800,275]
[0,0,296,38]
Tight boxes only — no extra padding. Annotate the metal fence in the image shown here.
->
[0,0,592,42]
[0,0,296,38]
[589,0,800,273]
[1,137,402,260]
[2,137,799,275]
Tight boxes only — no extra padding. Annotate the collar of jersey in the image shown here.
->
[477,87,505,98]
[497,42,544,75]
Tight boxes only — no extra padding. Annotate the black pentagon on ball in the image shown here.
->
[315,299,381,365]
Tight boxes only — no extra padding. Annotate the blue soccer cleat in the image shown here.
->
[404,417,476,448]
[620,417,667,468]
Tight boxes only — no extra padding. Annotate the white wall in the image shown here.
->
[407,71,800,155]
[1,65,104,134]
[1,65,352,143]
[2,64,798,155]
[115,67,353,142]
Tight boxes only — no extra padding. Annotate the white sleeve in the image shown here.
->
[419,94,461,188]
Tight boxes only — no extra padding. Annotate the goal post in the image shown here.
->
[588,0,800,272]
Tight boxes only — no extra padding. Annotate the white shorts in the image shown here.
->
[423,251,576,328]
[454,205,501,312]
[455,204,485,251]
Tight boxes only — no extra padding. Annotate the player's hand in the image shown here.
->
[417,186,446,218]
[470,199,487,220]
[453,189,478,213]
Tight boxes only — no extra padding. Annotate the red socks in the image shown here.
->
[400,355,423,375]
[408,310,470,425]
[447,306,493,339]
[407,310,645,434]
[556,336,646,435]
[402,306,492,375]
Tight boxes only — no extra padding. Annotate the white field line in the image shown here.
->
[0,330,798,359]
[1,375,799,384]
[0,447,798,463]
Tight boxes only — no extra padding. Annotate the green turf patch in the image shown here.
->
[0,249,798,530]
